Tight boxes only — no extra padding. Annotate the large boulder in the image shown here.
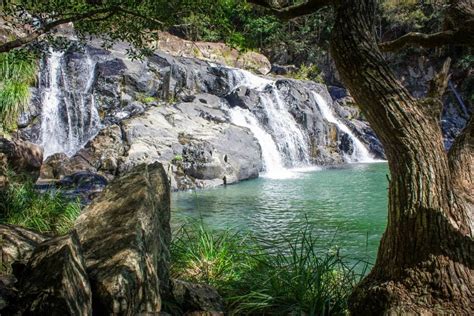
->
[0,224,47,268]
[16,232,92,316]
[0,225,48,314]
[0,138,43,184]
[170,279,224,315]
[74,162,171,315]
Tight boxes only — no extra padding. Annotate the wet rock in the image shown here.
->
[270,64,297,75]
[16,232,92,316]
[327,86,349,101]
[74,162,171,315]
[171,279,224,315]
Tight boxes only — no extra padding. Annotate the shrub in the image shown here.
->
[0,180,81,235]
[171,220,368,315]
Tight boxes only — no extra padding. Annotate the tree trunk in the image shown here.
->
[329,0,474,313]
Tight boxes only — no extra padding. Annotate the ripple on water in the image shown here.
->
[172,162,389,263]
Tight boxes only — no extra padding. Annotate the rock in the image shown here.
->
[270,64,297,75]
[0,275,18,314]
[154,31,270,75]
[117,98,261,190]
[171,279,224,315]
[0,224,47,269]
[16,232,92,316]
[0,138,43,183]
[57,171,109,203]
[236,51,271,75]
[74,162,171,315]
[327,86,349,101]
[40,153,96,180]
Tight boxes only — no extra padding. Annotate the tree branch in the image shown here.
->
[116,7,164,25]
[379,24,474,52]
[247,0,333,20]
[420,58,451,121]
[0,7,116,53]
[427,58,451,99]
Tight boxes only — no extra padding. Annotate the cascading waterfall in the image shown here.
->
[229,107,293,178]
[312,92,374,162]
[227,68,310,176]
[40,49,100,158]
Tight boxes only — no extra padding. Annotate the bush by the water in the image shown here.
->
[171,221,368,315]
[0,180,81,235]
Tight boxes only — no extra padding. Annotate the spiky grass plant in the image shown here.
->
[171,220,255,292]
[0,180,81,235]
[0,50,37,130]
[170,221,368,315]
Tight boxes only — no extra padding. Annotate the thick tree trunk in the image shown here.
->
[330,0,474,313]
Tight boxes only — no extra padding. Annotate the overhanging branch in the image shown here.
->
[0,7,116,53]
[379,19,474,52]
[247,0,332,20]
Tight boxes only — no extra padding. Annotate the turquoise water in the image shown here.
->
[171,162,389,263]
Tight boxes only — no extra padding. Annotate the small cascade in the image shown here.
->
[40,48,100,158]
[312,92,374,163]
[227,68,310,170]
[230,107,293,178]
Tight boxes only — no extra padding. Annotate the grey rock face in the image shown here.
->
[20,39,385,191]
[16,232,92,316]
[74,162,171,315]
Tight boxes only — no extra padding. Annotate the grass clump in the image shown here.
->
[0,50,37,130]
[171,220,367,315]
[0,180,81,235]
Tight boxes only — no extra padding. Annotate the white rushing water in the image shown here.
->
[230,107,295,179]
[312,92,374,163]
[227,68,313,178]
[40,49,100,158]
[41,50,66,158]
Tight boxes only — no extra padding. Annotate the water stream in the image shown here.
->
[225,68,375,178]
[40,48,100,158]
[312,92,374,162]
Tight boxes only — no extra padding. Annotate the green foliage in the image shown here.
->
[0,50,37,130]
[171,221,250,289]
[172,154,183,163]
[174,0,280,50]
[289,64,324,83]
[0,180,82,235]
[380,0,446,35]
[171,221,367,315]
[136,93,158,104]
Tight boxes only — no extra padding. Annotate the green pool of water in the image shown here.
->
[171,162,389,263]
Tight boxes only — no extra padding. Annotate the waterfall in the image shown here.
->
[227,68,310,171]
[40,50,66,158]
[40,48,100,158]
[229,107,294,178]
[312,92,374,163]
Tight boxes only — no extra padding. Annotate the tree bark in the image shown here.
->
[330,0,474,313]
